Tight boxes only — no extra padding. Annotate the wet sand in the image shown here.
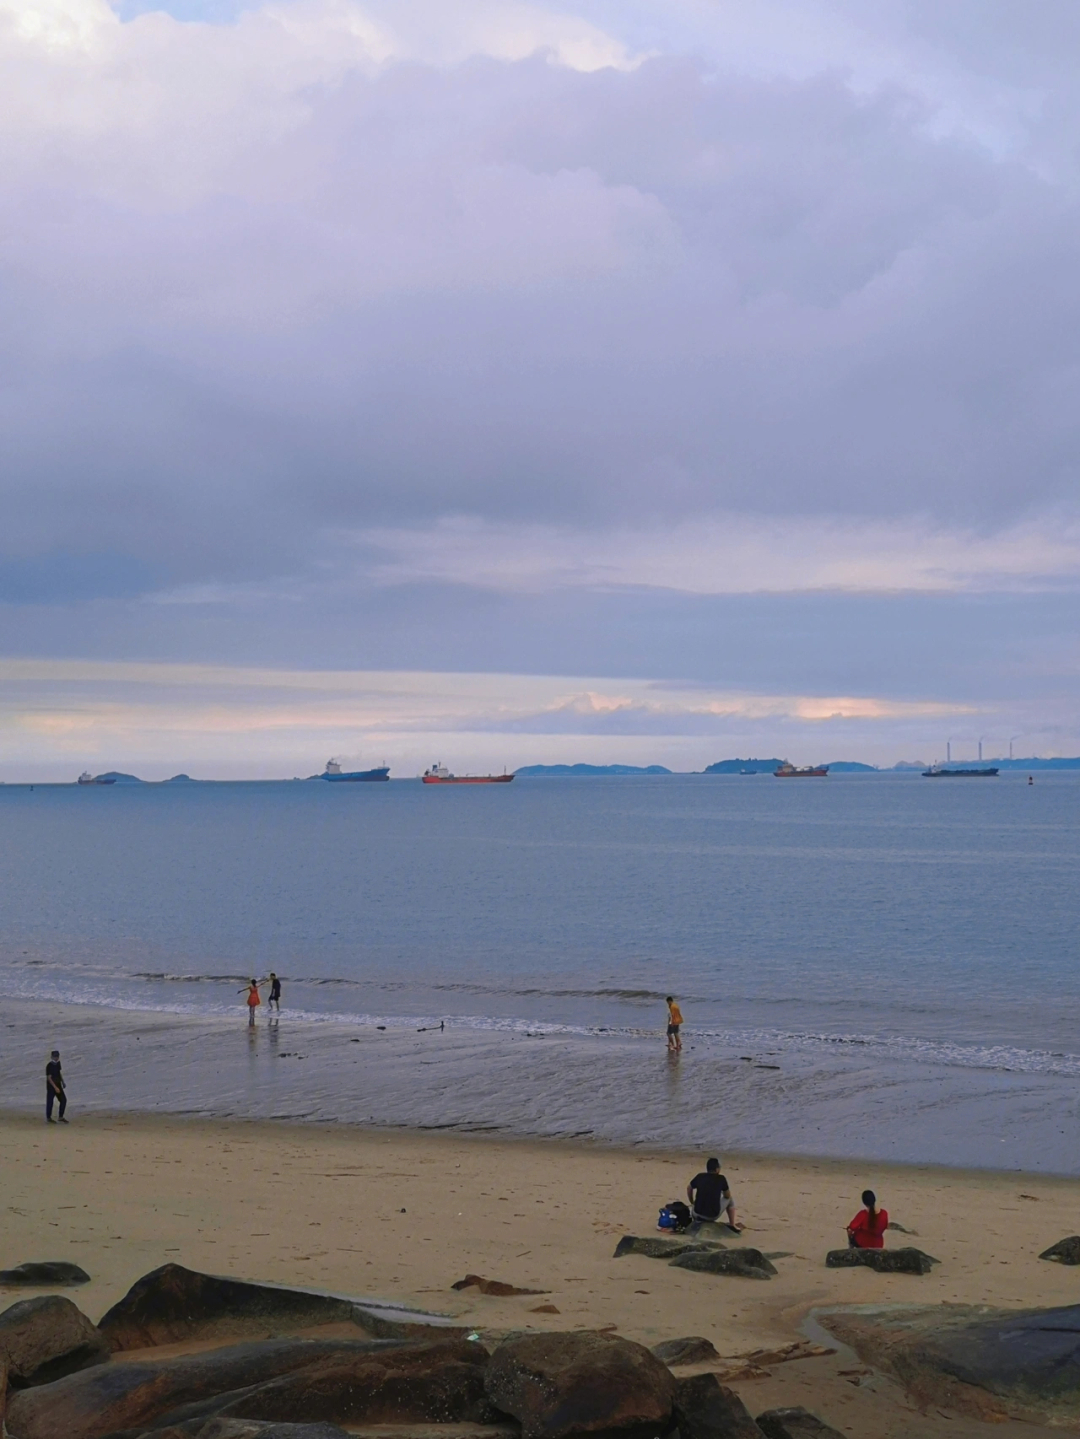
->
[2,1109,1076,1437]
[3,997,1079,1172]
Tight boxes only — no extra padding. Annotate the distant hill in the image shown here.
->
[96,772,143,784]
[706,758,880,774]
[166,774,195,782]
[703,758,782,774]
[515,764,672,776]
[967,757,1080,770]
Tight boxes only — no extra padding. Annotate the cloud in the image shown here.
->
[0,657,976,778]
[2,0,1080,761]
[355,513,1080,595]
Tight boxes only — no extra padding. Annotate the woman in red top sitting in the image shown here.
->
[847,1189,888,1249]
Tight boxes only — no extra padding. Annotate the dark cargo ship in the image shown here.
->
[922,765,998,777]
[321,759,390,782]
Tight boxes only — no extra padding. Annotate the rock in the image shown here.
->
[668,1249,777,1280]
[219,1427,352,1438]
[755,1408,845,1439]
[820,1301,1080,1426]
[484,1329,675,1439]
[5,1336,443,1439]
[1040,1237,1080,1265]
[673,1372,763,1439]
[824,1247,938,1274]
[650,1337,720,1366]
[613,1236,719,1260]
[133,1425,352,1439]
[450,1275,548,1296]
[97,1265,462,1350]
[0,1294,110,1386]
[195,1424,353,1438]
[0,1260,91,1287]
[148,1339,493,1432]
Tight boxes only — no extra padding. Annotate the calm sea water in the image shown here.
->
[2,772,1078,1167]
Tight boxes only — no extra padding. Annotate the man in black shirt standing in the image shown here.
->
[687,1156,741,1231]
[46,1050,67,1123]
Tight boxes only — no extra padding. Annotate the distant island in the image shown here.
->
[703,758,878,773]
[703,758,782,774]
[515,764,673,776]
[982,757,1080,770]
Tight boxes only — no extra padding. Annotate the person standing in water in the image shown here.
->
[666,995,683,1052]
[268,973,281,1013]
[240,979,261,1025]
[46,1050,67,1123]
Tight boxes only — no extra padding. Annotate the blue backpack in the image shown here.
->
[658,1200,692,1232]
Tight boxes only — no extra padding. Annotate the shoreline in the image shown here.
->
[3,1108,1075,1438]
[4,994,1080,1175]
[2,1102,1073,1182]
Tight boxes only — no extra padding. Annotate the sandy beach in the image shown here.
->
[3,1110,1077,1437]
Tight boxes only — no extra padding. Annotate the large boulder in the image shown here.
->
[0,1294,110,1386]
[144,1339,493,1432]
[138,1425,351,1439]
[0,1260,91,1287]
[650,1336,720,1366]
[484,1330,675,1439]
[669,1249,776,1280]
[97,1265,462,1350]
[1040,1237,1080,1265]
[612,1237,719,1261]
[673,1372,763,1439]
[755,1408,844,1438]
[821,1301,1080,1426]
[5,1335,459,1439]
[824,1247,938,1275]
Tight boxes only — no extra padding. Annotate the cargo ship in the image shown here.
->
[77,772,116,785]
[321,759,390,782]
[922,765,998,777]
[774,761,828,777]
[422,763,513,785]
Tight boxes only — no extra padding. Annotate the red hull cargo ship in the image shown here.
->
[773,761,829,777]
[422,764,513,784]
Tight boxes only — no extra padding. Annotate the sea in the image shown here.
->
[1,771,1077,1172]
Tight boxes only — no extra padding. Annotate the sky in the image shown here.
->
[2,0,1080,777]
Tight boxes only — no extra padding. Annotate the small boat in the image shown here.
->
[321,759,390,782]
[422,763,513,785]
[77,772,116,785]
[773,762,828,777]
[922,765,998,777]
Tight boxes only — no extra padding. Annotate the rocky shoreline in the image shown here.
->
[0,1262,847,1439]
[6,1252,1080,1437]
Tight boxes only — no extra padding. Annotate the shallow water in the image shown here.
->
[2,772,1077,1168]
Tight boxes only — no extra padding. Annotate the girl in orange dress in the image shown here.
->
[240,979,261,1025]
